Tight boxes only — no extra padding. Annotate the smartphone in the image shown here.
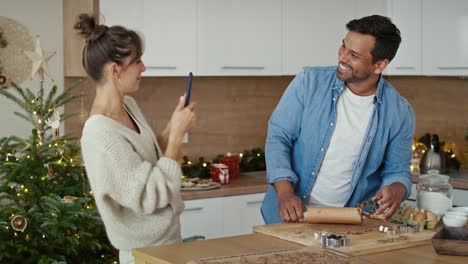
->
[184,72,193,107]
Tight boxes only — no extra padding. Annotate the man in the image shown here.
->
[261,15,415,224]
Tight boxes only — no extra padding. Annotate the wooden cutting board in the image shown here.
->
[253,219,437,256]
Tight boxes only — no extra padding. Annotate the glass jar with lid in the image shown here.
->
[416,170,452,216]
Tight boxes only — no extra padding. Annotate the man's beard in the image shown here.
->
[336,67,372,83]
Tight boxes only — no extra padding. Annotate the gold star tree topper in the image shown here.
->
[24,36,55,81]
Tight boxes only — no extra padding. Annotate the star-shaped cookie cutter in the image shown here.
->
[357,198,380,219]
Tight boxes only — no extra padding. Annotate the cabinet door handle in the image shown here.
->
[184,207,203,212]
[221,66,265,70]
[147,66,177,70]
[395,66,416,70]
[437,67,468,70]
[246,201,262,206]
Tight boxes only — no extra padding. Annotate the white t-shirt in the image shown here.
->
[308,87,374,207]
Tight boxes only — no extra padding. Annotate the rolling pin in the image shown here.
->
[304,207,363,225]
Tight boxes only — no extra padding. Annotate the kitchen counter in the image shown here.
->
[183,170,468,201]
[181,171,268,200]
[412,170,468,190]
[133,233,467,264]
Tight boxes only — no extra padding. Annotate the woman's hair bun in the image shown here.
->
[74,13,108,41]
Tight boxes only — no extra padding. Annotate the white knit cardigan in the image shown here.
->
[80,96,184,250]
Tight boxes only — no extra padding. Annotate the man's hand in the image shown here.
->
[274,180,304,223]
[373,182,407,221]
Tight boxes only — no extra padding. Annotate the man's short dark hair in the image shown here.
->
[346,15,401,63]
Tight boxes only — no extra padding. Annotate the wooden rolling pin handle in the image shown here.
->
[304,207,363,225]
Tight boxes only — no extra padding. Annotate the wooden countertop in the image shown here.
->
[182,171,268,200]
[182,170,468,201]
[134,234,301,264]
[133,233,467,264]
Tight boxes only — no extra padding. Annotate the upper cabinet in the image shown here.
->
[142,0,196,76]
[385,0,422,75]
[387,0,468,76]
[422,0,468,76]
[101,0,196,76]
[197,0,282,76]
[355,0,387,18]
[96,0,467,77]
[282,0,355,75]
[100,0,143,30]
[283,0,387,75]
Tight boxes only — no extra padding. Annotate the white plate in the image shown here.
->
[181,182,221,191]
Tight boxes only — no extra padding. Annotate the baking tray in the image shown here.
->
[432,226,468,256]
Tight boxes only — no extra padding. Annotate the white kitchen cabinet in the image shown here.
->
[180,193,266,239]
[385,0,422,75]
[422,0,468,76]
[356,0,388,18]
[222,193,265,237]
[100,0,143,31]
[180,197,224,239]
[101,0,467,77]
[100,0,196,76]
[282,0,355,75]
[283,0,387,75]
[197,0,282,76]
[141,0,196,76]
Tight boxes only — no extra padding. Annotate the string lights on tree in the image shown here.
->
[0,30,116,262]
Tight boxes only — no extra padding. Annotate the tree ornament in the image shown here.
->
[46,162,55,179]
[45,110,60,137]
[8,182,21,192]
[62,196,79,204]
[23,36,55,81]
[0,74,7,87]
[11,215,28,232]
[37,129,44,142]
[45,110,60,129]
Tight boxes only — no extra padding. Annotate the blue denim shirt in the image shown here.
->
[261,66,415,224]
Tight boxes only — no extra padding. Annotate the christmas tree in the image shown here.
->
[0,41,116,262]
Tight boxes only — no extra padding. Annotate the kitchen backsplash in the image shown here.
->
[65,75,468,168]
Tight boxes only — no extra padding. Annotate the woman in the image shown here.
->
[75,14,196,263]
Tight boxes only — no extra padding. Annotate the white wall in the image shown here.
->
[0,0,63,138]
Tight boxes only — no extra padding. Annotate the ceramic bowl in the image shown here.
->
[445,211,468,218]
[443,215,467,227]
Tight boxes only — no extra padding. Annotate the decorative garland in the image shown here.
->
[180,147,266,179]
[180,133,463,179]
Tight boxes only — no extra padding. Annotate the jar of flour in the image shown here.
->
[417,170,452,216]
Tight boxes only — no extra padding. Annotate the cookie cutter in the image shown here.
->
[395,224,424,234]
[378,224,423,236]
[313,231,327,240]
[314,232,350,248]
[357,198,379,219]
[378,225,396,236]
